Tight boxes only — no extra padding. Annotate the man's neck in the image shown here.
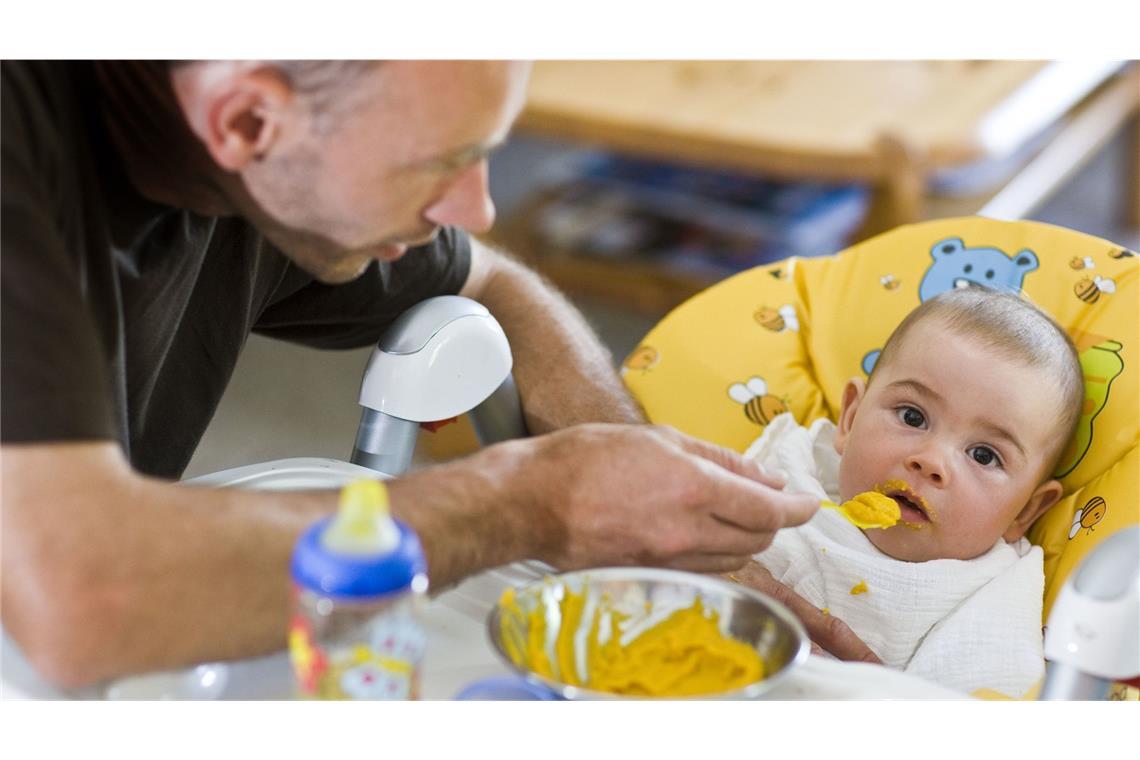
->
[93,61,236,217]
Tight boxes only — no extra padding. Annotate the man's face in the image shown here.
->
[833,321,1063,561]
[236,61,530,283]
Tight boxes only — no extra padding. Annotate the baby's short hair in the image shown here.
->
[870,288,1083,474]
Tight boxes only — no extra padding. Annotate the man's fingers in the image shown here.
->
[702,473,820,533]
[695,507,810,558]
[814,613,882,664]
[693,515,780,556]
[672,431,787,489]
[782,592,881,664]
[665,432,819,532]
[667,553,754,574]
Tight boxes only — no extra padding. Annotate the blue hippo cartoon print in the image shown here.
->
[861,237,1039,374]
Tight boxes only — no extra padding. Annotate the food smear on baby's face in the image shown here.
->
[876,479,935,528]
[498,582,765,697]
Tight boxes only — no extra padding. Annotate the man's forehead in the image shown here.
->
[370,61,528,164]
[379,60,526,103]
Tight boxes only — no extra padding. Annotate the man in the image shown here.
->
[1,60,875,689]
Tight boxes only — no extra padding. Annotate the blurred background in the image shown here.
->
[184,60,1140,479]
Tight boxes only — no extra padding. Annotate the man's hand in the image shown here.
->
[522,424,820,574]
[724,560,882,664]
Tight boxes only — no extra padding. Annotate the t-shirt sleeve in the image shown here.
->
[253,226,472,349]
[1,69,116,444]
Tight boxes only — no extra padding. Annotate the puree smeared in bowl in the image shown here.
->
[497,582,765,697]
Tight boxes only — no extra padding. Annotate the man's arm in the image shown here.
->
[3,426,819,689]
[459,239,644,432]
[1,442,336,689]
[0,439,544,689]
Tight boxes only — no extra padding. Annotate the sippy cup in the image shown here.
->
[288,479,428,699]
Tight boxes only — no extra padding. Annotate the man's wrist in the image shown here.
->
[469,436,553,563]
[385,435,558,587]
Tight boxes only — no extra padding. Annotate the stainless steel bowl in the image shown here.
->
[486,567,810,699]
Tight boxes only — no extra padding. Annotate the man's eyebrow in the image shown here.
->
[413,139,506,171]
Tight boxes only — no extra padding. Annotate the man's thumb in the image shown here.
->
[677,433,787,489]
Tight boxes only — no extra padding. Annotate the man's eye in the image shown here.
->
[897,406,925,428]
[969,446,1000,467]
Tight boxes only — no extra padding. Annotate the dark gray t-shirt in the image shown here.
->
[1,61,471,478]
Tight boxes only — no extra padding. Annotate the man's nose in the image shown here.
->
[423,160,496,234]
[905,446,947,486]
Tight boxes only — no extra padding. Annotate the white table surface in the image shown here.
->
[1,458,966,700]
[2,559,966,700]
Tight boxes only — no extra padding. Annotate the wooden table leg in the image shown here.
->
[855,135,927,239]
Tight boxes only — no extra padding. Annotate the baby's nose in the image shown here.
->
[905,451,945,485]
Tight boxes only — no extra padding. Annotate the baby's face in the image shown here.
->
[834,322,1064,562]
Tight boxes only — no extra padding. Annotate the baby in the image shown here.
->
[744,287,1083,697]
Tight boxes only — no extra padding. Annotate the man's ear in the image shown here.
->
[1003,479,1064,542]
[833,377,866,456]
[173,64,295,172]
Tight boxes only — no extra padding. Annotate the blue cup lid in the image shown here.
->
[454,676,560,701]
[291,516,427,599]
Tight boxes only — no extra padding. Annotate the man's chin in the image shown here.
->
[304,244,411,284]
[372,242,410,262]
[300,256,373,285]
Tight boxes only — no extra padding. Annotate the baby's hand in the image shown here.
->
[721,561,882,664]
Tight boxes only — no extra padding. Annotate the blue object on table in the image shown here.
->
[454,676,561,701]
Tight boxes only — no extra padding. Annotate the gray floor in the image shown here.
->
[183,128,1140,479]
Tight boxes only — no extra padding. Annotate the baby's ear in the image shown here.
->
[1003,479,1064,542]
[833,377,866,455]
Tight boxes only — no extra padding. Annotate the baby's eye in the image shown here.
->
[969,446,1001,468]
[896,406,926,428]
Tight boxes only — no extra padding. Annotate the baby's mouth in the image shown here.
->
[876,481,933,527]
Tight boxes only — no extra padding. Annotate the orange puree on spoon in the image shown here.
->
[822,490,900,529]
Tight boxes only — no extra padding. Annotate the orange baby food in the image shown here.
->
[824,490,900,529]
[498,582,765,697]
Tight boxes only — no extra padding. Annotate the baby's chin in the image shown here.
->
[865,530,932,562]
[865,529,1003,563]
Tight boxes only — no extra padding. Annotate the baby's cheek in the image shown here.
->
[836,452,866,502]
[957,501,1017,550]
[934,513,1010,560]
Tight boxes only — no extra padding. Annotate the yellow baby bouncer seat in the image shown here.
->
[621,216,1138,699]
